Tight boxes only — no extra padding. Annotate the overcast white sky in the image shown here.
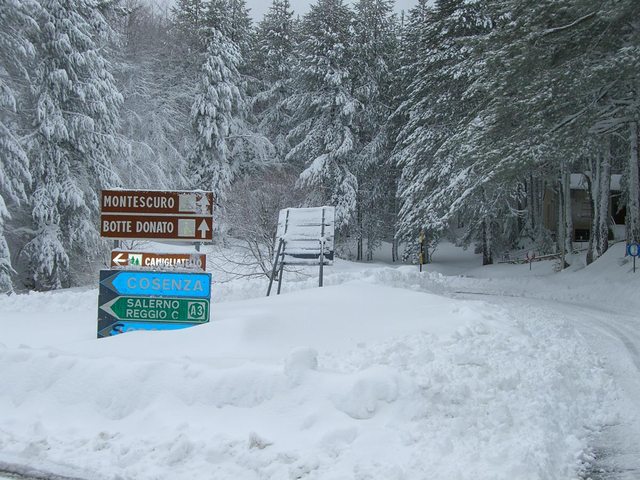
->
[245,0,418,20]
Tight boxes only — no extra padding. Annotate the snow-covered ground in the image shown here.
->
[1,242,638,479]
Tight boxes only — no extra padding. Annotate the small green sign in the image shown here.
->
[101,296,209,323]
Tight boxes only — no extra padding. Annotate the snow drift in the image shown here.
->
[0,275,612,479]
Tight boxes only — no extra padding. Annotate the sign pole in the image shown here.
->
[319,240,325,287]
[276,231,286,295]
[419,230,425,272]
[277,257,285,295]
[319,208,326,287]
[626,242,640,273]
[267,239,284,296]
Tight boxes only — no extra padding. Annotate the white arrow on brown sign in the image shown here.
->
[110,251,207,271]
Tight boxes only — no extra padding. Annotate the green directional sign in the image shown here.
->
[100,296,209,323]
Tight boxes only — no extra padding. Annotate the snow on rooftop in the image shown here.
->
[570,173,622,191]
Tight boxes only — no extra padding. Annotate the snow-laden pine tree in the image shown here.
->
[113,1,189,190]
[351,0,398,260]
[253,0,296,162]
[285,0,357,228]
[582,0,640,245]
[189,29,245,197]
[172,0,208,51]
[21,0,123,290]
[204,0,253,59]
[0,0,40,292]
[459,0,639,263]
[394,0,493,260]
[226,0,254,59]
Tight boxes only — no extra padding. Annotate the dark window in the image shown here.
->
[611,194,626,225]
[574,228,590,241]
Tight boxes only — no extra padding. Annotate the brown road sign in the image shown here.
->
[101,190,214,216]
[111,251,207,271]
[101,214,213,241]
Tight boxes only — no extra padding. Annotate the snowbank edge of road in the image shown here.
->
[0,460,90,480]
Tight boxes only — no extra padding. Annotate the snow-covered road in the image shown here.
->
[568,306,640,479]
[425,242,640,479]
[450,292,640,479]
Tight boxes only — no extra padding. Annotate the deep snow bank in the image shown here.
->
[0,279,612,479]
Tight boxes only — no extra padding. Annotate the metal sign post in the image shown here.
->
[267,238,285,296]
[628,243,640,273]
[319,240,325,287]
[526,251,536,271]
[319,208,326,287]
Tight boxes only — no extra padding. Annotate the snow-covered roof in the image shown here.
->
[570,173,622,192]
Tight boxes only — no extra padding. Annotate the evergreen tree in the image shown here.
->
[462,0,639,261]
[172,0,208,51]
[113,1,189,190]
[189,29,245,197]
[226,0,253,58]
[285,0,357,227]
[352,0,398,259]
[204,0,253,58]
[394,0,492,259]
[253,0,296,161]
[21,0,123,290]
[0,0,39,292]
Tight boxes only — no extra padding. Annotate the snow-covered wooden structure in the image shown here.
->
[267,207,335,296]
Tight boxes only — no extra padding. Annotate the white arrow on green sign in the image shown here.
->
[100,296,209,323]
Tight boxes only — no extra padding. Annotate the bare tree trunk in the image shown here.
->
[391,186,400,262]
[531,176,546,246]
[392,237,399,262]
[527,174,535,233]
[482,216,493,265]
[562,162,573,255]
[356,202,363,261]
[598,137,611,256]
[557,178,566,268]
[586,157,598,265]
[628,121,640,242]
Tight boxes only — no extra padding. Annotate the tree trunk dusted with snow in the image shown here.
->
[482,216,493,266]
[356,201,363,261]
[597,138,612,257]
[628,121,640,243]
[587,138,612,265]
[557,179,566,268]
[587,159,598,266]
[562,163,573,256]
[525,174,546,247]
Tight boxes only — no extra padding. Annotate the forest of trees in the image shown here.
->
[0,0,638,292]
